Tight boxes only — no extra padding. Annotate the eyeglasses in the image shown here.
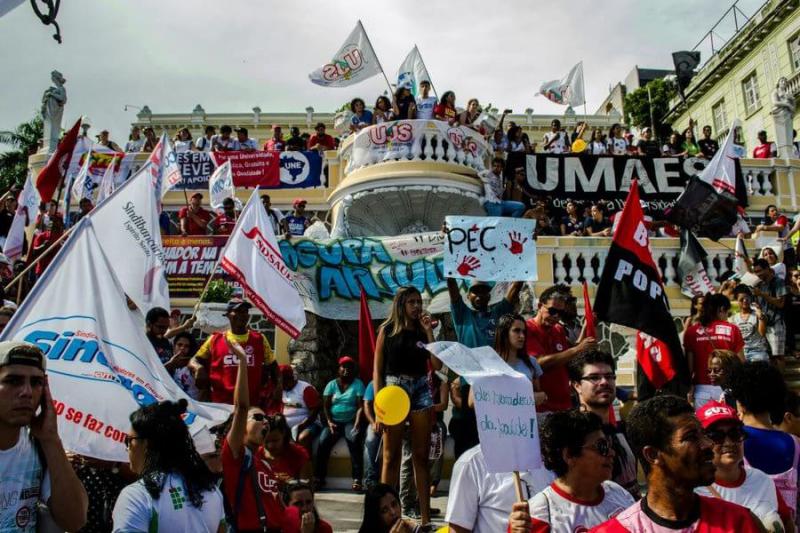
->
[579,373,616,384]
[249,413,267,422]
[545,306,561,317]
[705,427,746,445]
[124,435,143,449]
[583,437,613,457]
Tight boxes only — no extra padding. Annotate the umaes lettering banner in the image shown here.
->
[279,232,509,320]
[211,151,281,188]
[444,216,538,281]
[506,152,709,212]
[163,235,230,299]
[0,219,231,461]
[179,151,323,190]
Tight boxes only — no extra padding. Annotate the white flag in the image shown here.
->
[539,61,585,107]
[147,133,182,199]
[3,172,40,262]
[0,218,231,461]
[208,161,239,210]
[220,189,306,338]
[96,155,118,204]
[309,21,383,88]
[397,46,432,97]
[734,233,749,277]
[697,119,741,197]
[70,149,94,201]
[87,167,170,314]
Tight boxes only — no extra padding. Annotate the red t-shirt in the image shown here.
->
[221,440,287,531]
[178,206,212,235]
[753,142,774,159]
[683,320,744,385]
[433,103,457,122]
[31,230,63,275]
[525,318,573,412]
[590,495,761,532]
[306,133,335,151]
[269,442,310,485]
[212,213,236,235]
[283,506,334,533]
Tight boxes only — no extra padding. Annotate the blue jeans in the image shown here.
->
[386,375,433,412]
[314,421,364,482]
[484,201,526,218]
[363,423,383,488]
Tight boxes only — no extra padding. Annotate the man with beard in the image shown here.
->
[0,342,88,532]
[568,351,640,499]
[591,395,761,532]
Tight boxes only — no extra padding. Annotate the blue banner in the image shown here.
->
[177,150,323,190]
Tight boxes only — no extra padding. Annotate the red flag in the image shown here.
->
[36,119,82,203]
[582,281,596,338]
[358,288,376,385]
[635,332,677,390]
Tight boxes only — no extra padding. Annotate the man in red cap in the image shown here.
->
[280,363,322,454]
[263,125,286,152]
[178,192,212,236]
[283,198,310,237]
[189,298,279,409]
[694,400,791,531]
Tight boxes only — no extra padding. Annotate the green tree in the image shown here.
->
[0,114,43,190]
[624,78,677,144]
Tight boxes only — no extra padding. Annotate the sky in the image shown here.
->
[0,0,766,144]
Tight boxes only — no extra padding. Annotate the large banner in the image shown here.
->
[506,152,709,212]
[212,151,281,187]
[279,232,508,320]
[348,119,489,172]
[178,151,323,190]
[163,235,230,299]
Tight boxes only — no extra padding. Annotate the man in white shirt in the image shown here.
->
[543,119,569,154]
[261,194,284,235]
[0,342,88,532]
[211,125,237,152]
[195,125,216,152]
[233,127,257,152]
[480,158,525,218]
[416,80,437,120]
[445,445,552,532]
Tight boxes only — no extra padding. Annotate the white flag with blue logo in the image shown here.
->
[0,218,231,461]
[208,160,240,210]
[397,46,432,97]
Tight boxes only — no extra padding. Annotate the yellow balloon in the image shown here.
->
[436,527,449,533]
[572,139,587,153]
[374,385,410,426]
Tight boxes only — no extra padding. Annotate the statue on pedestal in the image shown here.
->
[770,76,796,158]
[40,70,67,153]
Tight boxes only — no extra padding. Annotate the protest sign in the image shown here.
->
[427,341,542,473]
[177,151,216,188]
[162,235,230,299]
[444,216,538,281]
[0,219,231,461]
[211,150,281,188]
[279,232,510,320]
[180,151,323,189]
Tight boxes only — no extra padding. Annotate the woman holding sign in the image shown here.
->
[374,286,441,530]
[493,314,548,407]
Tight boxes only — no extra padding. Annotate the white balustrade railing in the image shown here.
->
[741,163,775,197]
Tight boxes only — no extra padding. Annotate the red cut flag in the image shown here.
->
[358,288,376,385]
[36,118,81,203]
[635,332,677,390]
[582,281,596,339]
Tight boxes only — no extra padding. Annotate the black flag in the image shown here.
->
[672,51,701,101]
[677,229,715,297]
[594,180,688,399]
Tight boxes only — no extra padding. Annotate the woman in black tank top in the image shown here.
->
[373,286,441,529]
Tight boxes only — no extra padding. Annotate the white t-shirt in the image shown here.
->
[211,135,236,151]
[112,473,224,533]
[233,138,257,151]
[0,428,51,533]
[266,207,284,235]
[445,445,553,533]
[174,140,193,153]
[695,466,783,531]
[173,367,201,400]
[125,138,145,153]
[479,171,504,204]
[195,136,214,152]
[416,96,437,120]
[529,480,634,531]
[590,141,608,155]
[543,131,568,154]
[607,137,628,155]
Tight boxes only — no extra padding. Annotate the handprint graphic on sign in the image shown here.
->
[456,255,480,277]
[504,231,527,255]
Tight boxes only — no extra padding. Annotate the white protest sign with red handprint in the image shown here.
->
[444,216,538,281]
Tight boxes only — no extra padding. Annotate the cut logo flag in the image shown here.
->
[593,180,686,398]
[677,229,715,297]
[539,61,585,107]
[635,332,677,391]
[0,218,231,461]
[309,20,383,88]
[208,160,240,210]
[3,172,39,261]
[147,133,182,199]
[87,166,170,314]
[667,119,745,240]
[36,118,81,203]
[221,189,306,338]
[358,288,376,385]
[397,45,433,97]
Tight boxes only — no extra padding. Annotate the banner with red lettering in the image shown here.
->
[162,235,231,299]
[211,151,281,187]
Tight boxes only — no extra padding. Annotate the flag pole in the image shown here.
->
[415,44,438,99]
[581,61,588,125]
[358,20,394,96]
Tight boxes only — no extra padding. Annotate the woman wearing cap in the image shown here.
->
[374,286,442,530]
[315,356,366,491]
[695,400,791,532]
[283,198,310,237]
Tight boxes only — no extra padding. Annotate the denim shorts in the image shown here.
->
[386,374,433,412]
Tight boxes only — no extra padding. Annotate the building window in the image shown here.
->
[712,99,728,133]
[790,34,800,71]
[741,72,760,115]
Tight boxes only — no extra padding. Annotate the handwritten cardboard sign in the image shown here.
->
[444,216,538,281]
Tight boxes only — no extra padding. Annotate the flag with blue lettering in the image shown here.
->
[0,218,231,461]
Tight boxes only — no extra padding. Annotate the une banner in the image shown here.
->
[178,150,323,190]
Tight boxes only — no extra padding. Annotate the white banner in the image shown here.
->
[397,46,432,97]
[539,61,585,107]
[87,167,171,314]
[698,119,741,197]
[3,172,39,262]
[0,219,231,461]
[444,216,538,281]
[221,189,307,338]
[96,155,117,204]
[147,133,182,199]
[70,150,94,202]
[208,160,238,210]
[309,21,382,88]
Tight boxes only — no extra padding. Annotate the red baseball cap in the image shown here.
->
[696,400,740,429]
[338,356,356,367]
[293,198,307,207]
[278,364,294,380]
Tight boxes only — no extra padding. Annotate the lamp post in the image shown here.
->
[29,0,62,43]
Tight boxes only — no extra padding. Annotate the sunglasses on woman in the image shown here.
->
[705,427,746,445]
[249,413,267,422]
[583,437,613,457]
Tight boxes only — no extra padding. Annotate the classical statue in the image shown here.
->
[771,76,796,158]
[41,70,67,153]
